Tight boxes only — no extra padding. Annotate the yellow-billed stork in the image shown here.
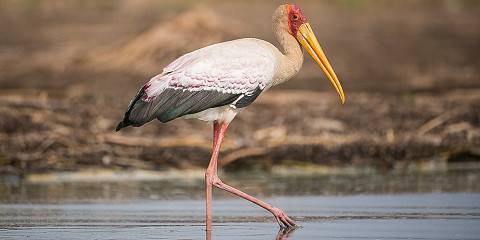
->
[116,4,345,230]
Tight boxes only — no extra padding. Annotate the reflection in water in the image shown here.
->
[275,227,298,240]
[205,227,298,240]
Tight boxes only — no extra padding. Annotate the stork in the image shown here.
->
[116,4,345,230]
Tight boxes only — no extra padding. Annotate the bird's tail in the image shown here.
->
[115,85,148,132]
[115,120,130,132]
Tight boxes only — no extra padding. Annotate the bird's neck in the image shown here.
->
[272,24,304,86]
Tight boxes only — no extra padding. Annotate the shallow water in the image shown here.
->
[1,169,480,239]
[1,194,479,240]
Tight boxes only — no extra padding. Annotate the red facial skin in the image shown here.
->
[286,4,307,36]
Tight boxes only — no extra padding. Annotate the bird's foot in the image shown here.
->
[271,207,298,229]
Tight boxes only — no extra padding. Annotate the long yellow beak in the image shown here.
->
[296,23,345,104]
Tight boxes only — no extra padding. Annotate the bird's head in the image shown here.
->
[275,4,345,104]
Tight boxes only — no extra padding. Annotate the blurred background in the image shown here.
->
[0,0,479,201]
[1,2,480,239]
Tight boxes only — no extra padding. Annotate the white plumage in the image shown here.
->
[146,38,277,97]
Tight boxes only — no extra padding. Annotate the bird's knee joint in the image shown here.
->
[212,177,223,187]
[205,172,222,185]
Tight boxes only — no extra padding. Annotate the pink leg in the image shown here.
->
[205,121,221,231]
[205,121,297,230]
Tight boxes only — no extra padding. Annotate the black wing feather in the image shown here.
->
[116,87,243,131]
[155,89,239,123]
[233,87,263,108]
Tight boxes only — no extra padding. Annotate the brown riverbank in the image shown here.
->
[0,0,479,174]
[1,88,478,174]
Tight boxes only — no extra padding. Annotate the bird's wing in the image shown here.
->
[116,39,276,130]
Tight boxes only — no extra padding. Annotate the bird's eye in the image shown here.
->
[292,14,299,21]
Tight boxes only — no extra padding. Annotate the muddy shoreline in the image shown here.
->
[1,88,478,175]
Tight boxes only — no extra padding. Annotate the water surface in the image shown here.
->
[1,169,480,239]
